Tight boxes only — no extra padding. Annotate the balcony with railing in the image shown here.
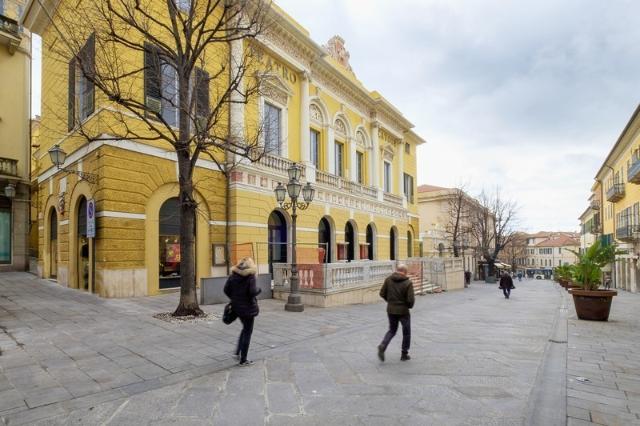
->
[606,183,625,202]
[255,152,305,178]
[628,159,640,184]
[316,170,380,201]
[616,224,639,241]
[0,157,18,177]
[590,199,600,210]
[0,13,21,49]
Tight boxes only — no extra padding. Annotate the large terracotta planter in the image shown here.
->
[569,289,617,321]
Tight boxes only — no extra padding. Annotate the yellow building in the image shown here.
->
[0,0,30,271]
[23,1,425,298]
[587,104,640,293]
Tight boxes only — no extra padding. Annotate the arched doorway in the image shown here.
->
[159,197,184,289]
[407,231,413,258]
[268,210,288,274]
[390,227,398,260]
[345,221,356,262]
[366,223,375,260]
[438,243,445,257]
[49,208,58,278]
[76,196,90,291]
[318,217,332,263]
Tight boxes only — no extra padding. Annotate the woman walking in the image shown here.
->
[499,271,515,299]
[224,257,261,366]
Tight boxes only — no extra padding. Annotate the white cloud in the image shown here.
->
[277,0,640,231]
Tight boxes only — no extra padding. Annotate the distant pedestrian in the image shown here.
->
[604,278,611,290]
[224,257,261,366]
[464,270,472,287]
[499,271,515,299]
[517,272,522,282]
[378,264,415,362]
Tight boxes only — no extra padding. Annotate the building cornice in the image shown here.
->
[595,103,640,181]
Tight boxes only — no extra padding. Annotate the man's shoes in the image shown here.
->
[377,345,385,362]
[401,353,411,361]
[238,360,254,367]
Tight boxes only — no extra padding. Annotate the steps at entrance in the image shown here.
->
[406,272,442,295]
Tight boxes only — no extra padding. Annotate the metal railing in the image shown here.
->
[616,224,640,241]
[0,157,18,177]
[606,183,625,202]
[629,159,640,184]
[590,199,600,210]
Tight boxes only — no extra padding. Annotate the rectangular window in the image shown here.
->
[335,142,344,177]
[384,161,391,193]
[160,62,178,127]
[403,173,414,203]
[310,129,320,169]
[356,151,364,184]
[68,34,95,130]
[405,143,410,154]
[0,201,10,264]
[264,103,282,155]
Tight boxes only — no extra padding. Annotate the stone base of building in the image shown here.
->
[274,284,382,308]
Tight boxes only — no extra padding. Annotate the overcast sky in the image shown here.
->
[32,1,640,232]
[276,0,640,232]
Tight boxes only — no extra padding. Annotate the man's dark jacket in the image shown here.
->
[380,272,415,315]
[224,265,261,317]
[499,275,515,290]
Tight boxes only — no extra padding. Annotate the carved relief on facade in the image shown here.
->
[356,130,367,149]
[260,73,292,106]
[334,118,347,136]
[382,144,395,162]
[310,104,323,124]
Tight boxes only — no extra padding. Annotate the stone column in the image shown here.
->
[397,140,405,207]
[349,136,357,182]
[299,72,314,182]
[370,122,380,195]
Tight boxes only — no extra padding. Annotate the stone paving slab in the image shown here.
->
[566,285,640,425]
[0,272,564,424]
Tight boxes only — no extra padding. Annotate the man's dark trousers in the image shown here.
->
[380,313,411,354]
[503,288,511,299]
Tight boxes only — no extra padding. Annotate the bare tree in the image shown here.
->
[471,188,518,278]
[42,0,272,315]
[445,185,471,258]
[501,232,528,272]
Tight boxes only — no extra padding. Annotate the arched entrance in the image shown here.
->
[318,217,332,263]
[366,223,375,260]
[159,197,187,289]
[76,196,90,291]
[344,221,356,262]
[268,210,288,274]
[390,227,398,260]
[407,230,413,258]
[49,208,58,278]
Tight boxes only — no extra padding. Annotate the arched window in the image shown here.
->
[366,223,376,260]
[319,217,333,263]
[407,231,413,258]
[268,210,288,274]
[49,209,58,278]
[77,197,89,291]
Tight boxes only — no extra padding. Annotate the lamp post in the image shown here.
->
[48,145,98,184]
[274,163,315,312]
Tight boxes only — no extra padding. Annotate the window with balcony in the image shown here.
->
[356,151,364,184]
[383,161,391,193]
[264,103,282,155]
[335,142,344,177]
[68,34,95,131]
[310,129,320,169]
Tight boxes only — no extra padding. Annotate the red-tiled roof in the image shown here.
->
[535,235,580,248]
[417,184,449,193]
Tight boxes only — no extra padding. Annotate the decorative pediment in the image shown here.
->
[382,144,395,162]
[259,72,293,106]
[356,131,367,148]
[334,118,347,137]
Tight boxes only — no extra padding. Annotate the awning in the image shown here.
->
[494,262,511,269]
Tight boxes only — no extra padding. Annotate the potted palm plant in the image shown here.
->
[553,264,572,288]
[567,241,621,321]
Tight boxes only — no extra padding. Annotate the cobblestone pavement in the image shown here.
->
[0,273,564,425]
[566,286,640,425]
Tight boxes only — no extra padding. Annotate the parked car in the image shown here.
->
[534,273,544,280]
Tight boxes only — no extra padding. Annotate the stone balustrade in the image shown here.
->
[383,192,404,206]
[256,152,305,178]
[0,157,18,177]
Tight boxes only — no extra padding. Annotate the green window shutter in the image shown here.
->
[83,33,95,117]
[195,68,209,118]
[144,43,162,113]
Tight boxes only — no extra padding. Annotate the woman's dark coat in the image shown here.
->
[224,263,261,317]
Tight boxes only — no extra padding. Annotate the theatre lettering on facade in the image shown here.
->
[23,2,425,298]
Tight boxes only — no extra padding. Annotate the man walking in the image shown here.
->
[378,264,415,362]
[499,271,515,299]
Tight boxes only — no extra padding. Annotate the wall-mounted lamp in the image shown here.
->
[48,145,98,184]
[4,183,15,198]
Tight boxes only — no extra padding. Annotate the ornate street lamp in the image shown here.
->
[274,163,314,312]
[48,144,98,184]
